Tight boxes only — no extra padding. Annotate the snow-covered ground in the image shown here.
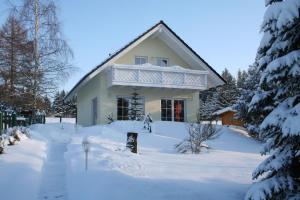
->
[0,119,264,200]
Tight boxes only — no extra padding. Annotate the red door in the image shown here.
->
[174,100,184,122]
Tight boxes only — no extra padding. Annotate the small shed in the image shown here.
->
[213,107,244,127]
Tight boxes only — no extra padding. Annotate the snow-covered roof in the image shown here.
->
[213,107,236,116]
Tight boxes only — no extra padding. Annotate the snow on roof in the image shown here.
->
[213,107,236,116]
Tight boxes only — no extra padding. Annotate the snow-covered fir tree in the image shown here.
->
[237,69,249,89]
[128,89,144,121]
[222,68,236,85]
[234,63,262,136]
[246,0,300,199]
[52,90,76,117]
[52,90,66,115]
[199,88,219,120]
[65,96,77,118]
[217,68,240,109]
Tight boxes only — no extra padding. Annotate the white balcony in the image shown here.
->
[107,64,208,90]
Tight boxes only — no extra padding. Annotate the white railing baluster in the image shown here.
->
[109,64,208,90]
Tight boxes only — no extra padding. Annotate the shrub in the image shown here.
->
[0,135,6,154]
[143,113,153,133]
[175,122,221,154]
[106,113,114,124]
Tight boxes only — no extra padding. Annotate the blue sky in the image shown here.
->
[0,0,265,91]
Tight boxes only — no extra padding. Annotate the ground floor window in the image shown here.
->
[161,99,185,122]
[117,97,129,120]
[161,99,172,121]
[117,96,145,120]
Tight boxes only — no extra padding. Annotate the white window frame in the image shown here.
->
[135,56,148,65]
[160,98,186,122]
[161,99,172,121]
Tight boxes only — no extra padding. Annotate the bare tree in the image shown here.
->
[15,0,74,110]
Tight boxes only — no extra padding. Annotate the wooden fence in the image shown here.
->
[0,111,46,134]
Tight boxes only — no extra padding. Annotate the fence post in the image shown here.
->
[0,112,3,134]
[8,113,12,128]
[28,115,32,125]
[4,112,8,129]
[12,113,16,127]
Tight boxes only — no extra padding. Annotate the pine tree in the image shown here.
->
[217,68,240,109]
[199,88,219,120]
[128,89,143,121]
[237,69,248,89]
[52,90,65,115]
[222,67,236,85]
[246,0,300,199]
[64,96,76,117]
[0,14,32,109]
[234,63,262,136]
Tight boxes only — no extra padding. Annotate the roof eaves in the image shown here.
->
[65,21,164,100]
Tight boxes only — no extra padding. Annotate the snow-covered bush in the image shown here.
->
[8,135,16,145]
[0,135,6,154]
[106,113,114,124]
[175,122,221,154]
[143,113,153,133]
[1,126,29,147]
[19,126,30,138]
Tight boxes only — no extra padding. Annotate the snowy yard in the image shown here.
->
[0,120,264,200]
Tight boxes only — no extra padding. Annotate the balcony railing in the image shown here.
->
[107,64,208,90]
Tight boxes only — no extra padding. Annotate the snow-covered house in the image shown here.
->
[65,21,225,126]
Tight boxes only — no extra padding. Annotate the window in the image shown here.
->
[117,97,129,120]
[174,100,185,122]
[157,57,168,67]
[161,99,185,122]
[135,56,147,65]
[161,99,172,121]
[117,96,145,120]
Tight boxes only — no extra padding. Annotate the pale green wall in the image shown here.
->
[77,73,102,126]
[77,36,201,126]
[100,72,199,124]
[115,37,191,69]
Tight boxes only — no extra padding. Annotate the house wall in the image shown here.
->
[77,35,202,126]
[77,72,199,126]
[115,37,192,69]
[77,73,102,126]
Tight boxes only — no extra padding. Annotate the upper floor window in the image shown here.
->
[135,56,147,65]
[157,57,168,67]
